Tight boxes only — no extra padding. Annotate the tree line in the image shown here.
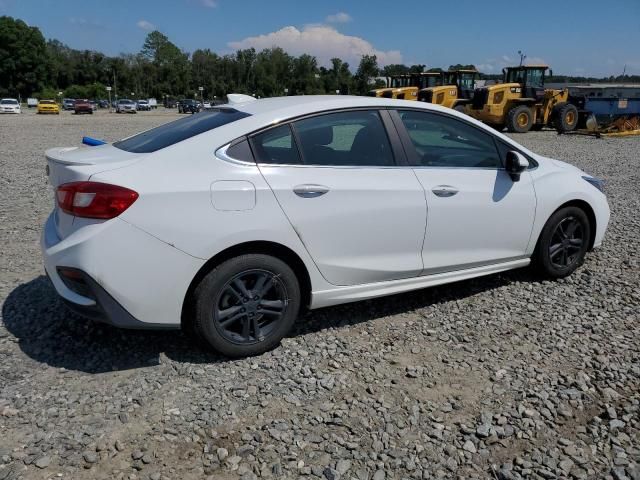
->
[1,16,638,101]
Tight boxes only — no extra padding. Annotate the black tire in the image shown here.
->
[533,206,591,278]
[506,105,533,133]
[553,102,579,133]
[192,254,301,357]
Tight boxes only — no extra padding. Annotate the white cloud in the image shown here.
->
[136,19,156,31]
[326,12,352,23]
[229,25,402,67]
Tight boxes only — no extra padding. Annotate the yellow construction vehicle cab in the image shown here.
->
[468,65,579,133]
[368,72,442,100]
[417,69,479,111]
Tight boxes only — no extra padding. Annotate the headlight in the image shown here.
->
[582,176,605,193]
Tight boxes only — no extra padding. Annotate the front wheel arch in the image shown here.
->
[181,241,312,331]
[536,199,597,253]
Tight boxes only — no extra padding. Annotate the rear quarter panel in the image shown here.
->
[92,131,333,293]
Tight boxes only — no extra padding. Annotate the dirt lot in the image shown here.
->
[0,108,638,480]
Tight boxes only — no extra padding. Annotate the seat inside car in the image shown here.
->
[298,125,334,165]
[349,122,392,166]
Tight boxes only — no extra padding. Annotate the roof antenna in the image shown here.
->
[518,51,526,66]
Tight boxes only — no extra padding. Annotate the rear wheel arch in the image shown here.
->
[181,241,312,330]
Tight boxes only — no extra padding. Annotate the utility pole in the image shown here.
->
[113,69,118,102]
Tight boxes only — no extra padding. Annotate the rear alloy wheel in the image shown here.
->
[193,254,301,357]
[507,105,533,133]
[534,206,590,278]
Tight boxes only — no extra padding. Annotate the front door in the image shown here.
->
[252,110,427,286]
[394,109,536,273]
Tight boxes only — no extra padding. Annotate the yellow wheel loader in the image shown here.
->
[417,69,479,111]
[369,72,442,100]
[467,65,578,133]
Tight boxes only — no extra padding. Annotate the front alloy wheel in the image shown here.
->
[534,206,591,278]
[193,254,300,357]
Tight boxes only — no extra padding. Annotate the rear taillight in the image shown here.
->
[56,181,138,219]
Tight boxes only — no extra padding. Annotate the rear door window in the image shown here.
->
[292,110,395,166]
[114,108,250,153]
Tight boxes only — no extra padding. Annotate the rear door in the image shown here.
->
[254,109,427,287]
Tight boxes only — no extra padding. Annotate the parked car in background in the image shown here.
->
[74,99,93,114]
[148,98,158,109]
[98,99,109,109]
[116,99,137,113]
[27,98,38,108]
[89,101,97,111]
[178,98,201,114]
[203,101,212,109]
[164,98,178,108]
[62,98,75,111]
[137,99,151,111]
[37,99,60,114]
[41,95,610,357]
[0,98,21,114]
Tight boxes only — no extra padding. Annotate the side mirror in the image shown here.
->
[505,151,529,182]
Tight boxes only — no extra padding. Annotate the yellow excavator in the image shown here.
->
[467,65,578,132]
[369,72,442,100]
[417,69,479,111]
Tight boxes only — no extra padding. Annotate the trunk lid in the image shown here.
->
[46,144,143,239]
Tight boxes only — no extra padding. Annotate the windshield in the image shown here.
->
[119,99,134,104]
[420,76,440,89]
[505,68,544,87]
[1,99,18,105]
[459,73,476,89]
[114,108,251,153]
[526,69,544,88]
[390,77,409,88]
[40,100,55,104]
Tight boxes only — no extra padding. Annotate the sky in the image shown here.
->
[1,0,639,77]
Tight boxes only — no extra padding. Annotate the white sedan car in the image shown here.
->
[42,95,609,357]
[1,98,21,113]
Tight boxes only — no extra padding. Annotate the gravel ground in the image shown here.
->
[0,109,638,480]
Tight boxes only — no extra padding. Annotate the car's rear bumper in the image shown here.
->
[47,268,176,329]
[41,212,203,329]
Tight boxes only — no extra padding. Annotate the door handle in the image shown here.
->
[293,184,330,198]
[431,185,459,197]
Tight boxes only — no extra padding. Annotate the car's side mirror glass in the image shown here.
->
[505,151,529,182]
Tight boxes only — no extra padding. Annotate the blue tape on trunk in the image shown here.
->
[82,136,106,146]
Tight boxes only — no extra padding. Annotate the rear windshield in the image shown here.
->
[113,108,250,153]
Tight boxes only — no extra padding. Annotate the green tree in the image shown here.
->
[354,55,379,95]
[0,16,49,97]
[448,64,477,71]
[381,64,409,77]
